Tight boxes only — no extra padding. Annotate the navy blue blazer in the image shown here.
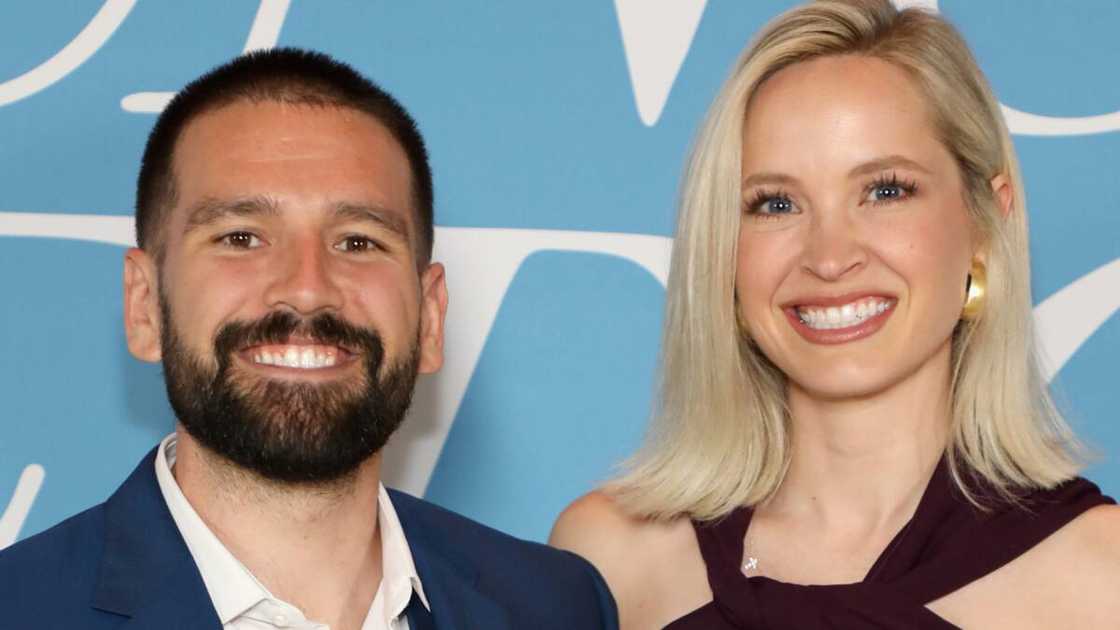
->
[0,449,618,629]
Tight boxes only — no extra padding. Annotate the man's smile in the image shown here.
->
[238,343,357,371]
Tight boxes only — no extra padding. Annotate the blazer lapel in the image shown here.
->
[88,459,520,629]
[392,490,513,630]
[91,448,221,628]
[408,544,513,630]
[404,589,436,630]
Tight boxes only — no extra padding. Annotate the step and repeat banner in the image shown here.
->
[2,1,1118,547]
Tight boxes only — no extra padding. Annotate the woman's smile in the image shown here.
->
[783,294,897,345]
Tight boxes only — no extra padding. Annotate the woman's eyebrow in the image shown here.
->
[742,155,933,189]
[848,155,932,178]
[742,172,800,189]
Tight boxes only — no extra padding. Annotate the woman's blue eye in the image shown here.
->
[870,185,904,202]
[762,197,794,213]
[749,193,796,215]
[865,174,917,205]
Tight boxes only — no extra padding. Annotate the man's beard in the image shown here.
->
[159,299,419,485]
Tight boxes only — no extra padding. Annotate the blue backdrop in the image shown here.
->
[2,0,1118,548]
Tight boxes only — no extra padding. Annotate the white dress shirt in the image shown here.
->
[154,434,430,629]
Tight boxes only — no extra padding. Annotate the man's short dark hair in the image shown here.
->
[136,47,433,265]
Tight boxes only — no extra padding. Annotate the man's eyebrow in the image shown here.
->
[848,154,933,179]
[183,196,279,233]
[332,203,410,240]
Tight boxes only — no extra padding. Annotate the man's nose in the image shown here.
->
[799,209,868,282]
[263,237,344,315]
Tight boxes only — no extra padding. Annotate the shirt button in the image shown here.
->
[273,613,288,625]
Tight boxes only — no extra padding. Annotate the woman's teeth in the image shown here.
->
[253,347,337,369]
[796,298,893,330]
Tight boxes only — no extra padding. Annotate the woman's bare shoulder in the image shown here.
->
[551,490,711,629]
[552,491,652,549]
[550,490,692,575]
[1048,504,1120,602]
[931,504,1120,628]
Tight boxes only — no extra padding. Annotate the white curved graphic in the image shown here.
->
[892,0,939,10]
[381,227,671,493]
[614,0,708,126]
[0,0,137,107]
[1034,257,1120,383]
[121,0,292,114]
[120,91,174,114]
[243,0,292,52]
[0,465,46,551]
[890,0,1120,137]
[0,211,134,247]
[1000,105,1120,137]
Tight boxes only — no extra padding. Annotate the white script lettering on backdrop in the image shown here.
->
[0,466,44,550]
[0,0,291,112]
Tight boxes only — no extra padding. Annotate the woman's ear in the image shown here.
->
[990,173,1013,218]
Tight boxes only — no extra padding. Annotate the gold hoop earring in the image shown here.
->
[961,260,986,321]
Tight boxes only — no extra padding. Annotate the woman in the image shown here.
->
[550,1,1119,628]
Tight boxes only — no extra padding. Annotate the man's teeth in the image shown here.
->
[253,347,337,369]
[797,298,893,330]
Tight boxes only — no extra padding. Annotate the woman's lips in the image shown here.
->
[784,296,897,345]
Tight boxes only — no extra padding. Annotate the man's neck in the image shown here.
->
[172,429,383,630]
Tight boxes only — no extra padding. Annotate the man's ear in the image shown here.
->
[123,248,163,362]
[417,262,448,374]
[991,173,1013,218]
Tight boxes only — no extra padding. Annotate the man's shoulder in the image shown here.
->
[0,502,108,608]
[388,489,619,628]
[388,487,594,571]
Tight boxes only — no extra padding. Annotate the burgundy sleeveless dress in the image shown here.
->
[666,461,1114,629]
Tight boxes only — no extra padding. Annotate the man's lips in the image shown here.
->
[238,343,355,370]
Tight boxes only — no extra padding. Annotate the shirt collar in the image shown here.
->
[376,482,430,618]
[154,434,269,623]
[153,433,430,626]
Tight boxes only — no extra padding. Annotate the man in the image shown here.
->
[0,48,617,630]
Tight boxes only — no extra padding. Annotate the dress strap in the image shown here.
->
[691,507,762,627]
[887,474,1114,604]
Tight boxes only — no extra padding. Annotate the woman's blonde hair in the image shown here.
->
[611,0,1085,521]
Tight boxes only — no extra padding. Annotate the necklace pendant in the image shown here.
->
[743,557,759,572]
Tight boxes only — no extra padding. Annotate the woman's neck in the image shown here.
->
[768,343,954,532]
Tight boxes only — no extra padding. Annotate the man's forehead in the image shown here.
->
[167,100,415,224]
[175,100,407,164]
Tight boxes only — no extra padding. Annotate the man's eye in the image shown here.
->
[336,236,378,252]
[219,232,262,249]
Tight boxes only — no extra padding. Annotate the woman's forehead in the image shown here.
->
[741,55,949,178]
